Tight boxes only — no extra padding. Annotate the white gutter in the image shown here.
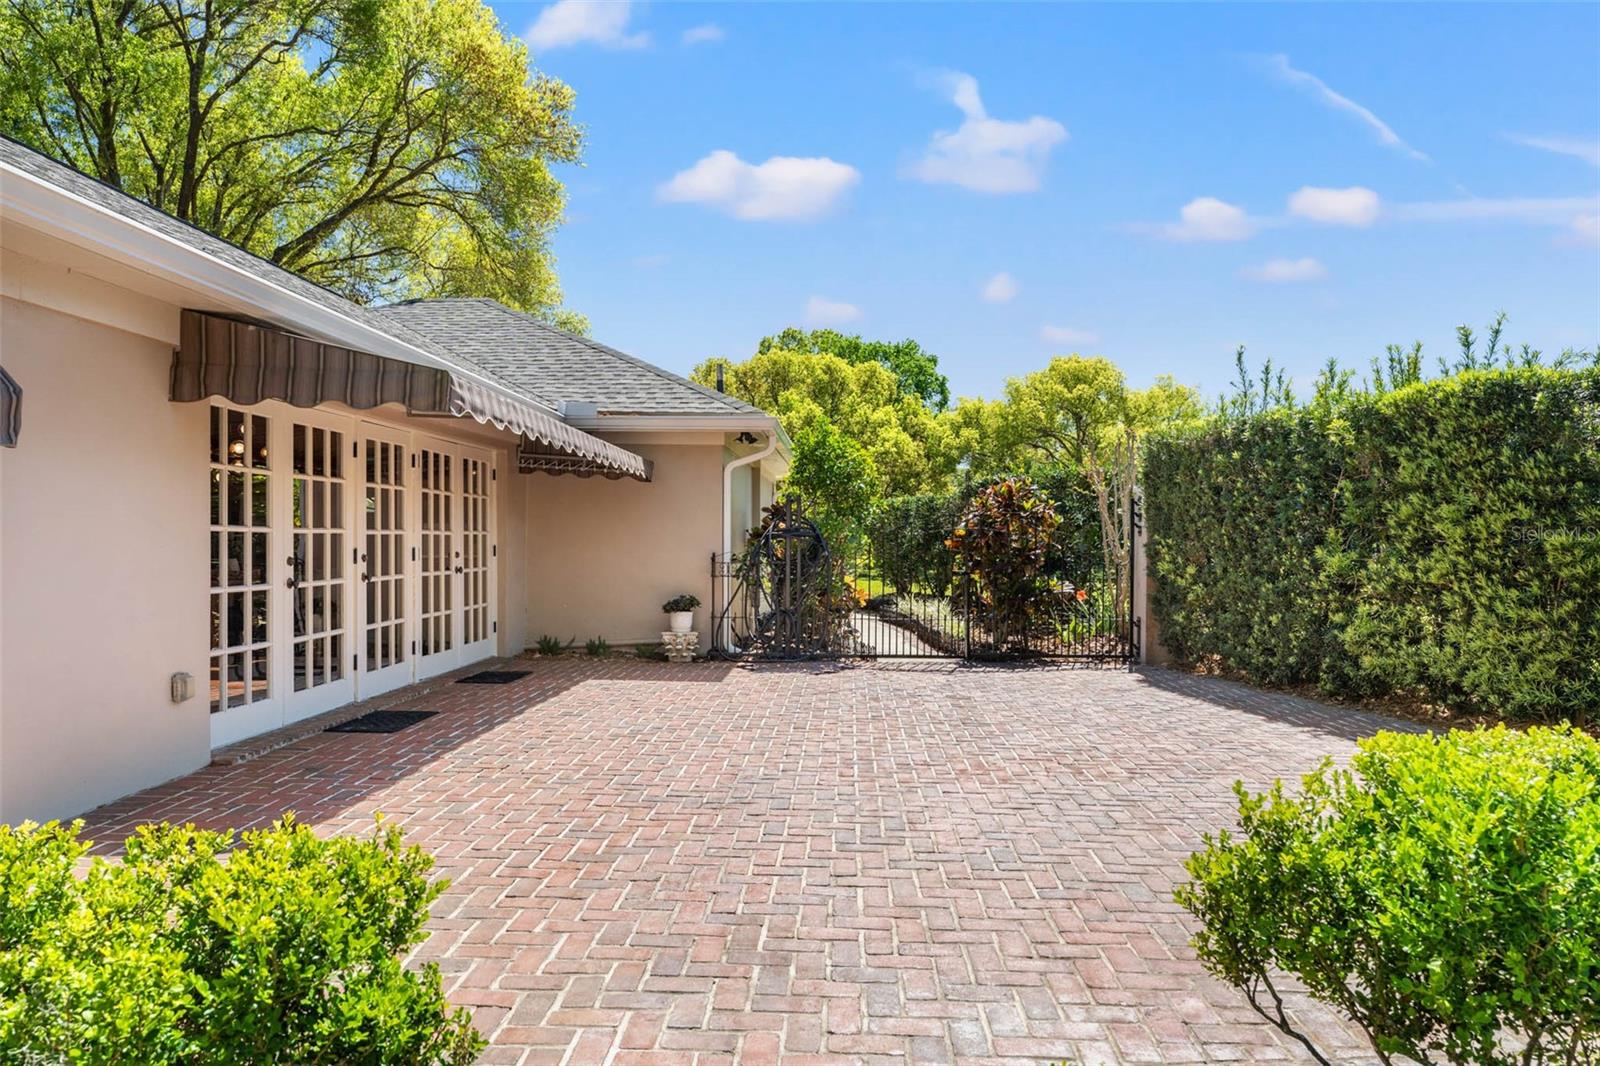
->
[0,157,562,418]
[720,430,779,652]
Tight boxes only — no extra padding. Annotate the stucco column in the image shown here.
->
[1132,491,1172,666]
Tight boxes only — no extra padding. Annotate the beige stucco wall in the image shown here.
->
[0,288,537,822]
[0,220,772,819]
[495,457,532,656]
[523,437,724,648]
[0,295,212,822]
[1131,499,1169,666]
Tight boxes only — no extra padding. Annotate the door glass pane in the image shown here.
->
[363,437,407,672]
[209,405,273,715]
[287,419,350,698]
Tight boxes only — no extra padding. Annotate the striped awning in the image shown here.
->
[0,364,18,447]
[171,310,649,480]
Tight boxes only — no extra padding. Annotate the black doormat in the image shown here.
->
[456,670,532,685]
[325,710,437,734]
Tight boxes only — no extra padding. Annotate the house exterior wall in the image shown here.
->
[0,217,777,820]
[728,446,755,553]
[0,286,531,821]
[522,435,723,649]
[0,295,211,822]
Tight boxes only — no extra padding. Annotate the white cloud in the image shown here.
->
[681,23,725,45]
[905,71,1067,193]
[526,0,650,51]
[1569,212,1600,246]
[1265,54,1428,162]
[657,150,861,221]
[1156,197,1258,242]
[1040,325,1098,346]
[805,296,862,326]
[1288,186,1380,227]
[981,271,1019,303]
[1507,134,1600,168]
[1240,257,1328,283]
[1393,195,1600,224]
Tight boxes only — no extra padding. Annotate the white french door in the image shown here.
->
[209,405,279,748]
[459,448,496,665]
[416,440,497,679]
[416,441,458,679]
[283,415,355,722]
[205,407,498,748]
[359,426,412,697]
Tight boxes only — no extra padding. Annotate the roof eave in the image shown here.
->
[568,411,789,440]
[0,156,564,420]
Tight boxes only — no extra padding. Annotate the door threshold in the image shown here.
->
[208,657,509,766]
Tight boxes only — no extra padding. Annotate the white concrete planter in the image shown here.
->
[668,611,694,634]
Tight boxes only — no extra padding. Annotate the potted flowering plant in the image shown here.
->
[661,594,700,634]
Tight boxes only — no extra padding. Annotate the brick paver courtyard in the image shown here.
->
[80,659,1411,1065]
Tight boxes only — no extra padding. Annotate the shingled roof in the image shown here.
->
[0,134,661,477]
[0,136,481,386]
[379,298,763,417]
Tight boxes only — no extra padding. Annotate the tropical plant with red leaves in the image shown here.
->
[946,477,1062,649]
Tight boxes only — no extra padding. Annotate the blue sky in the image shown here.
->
[491,1,1600,400]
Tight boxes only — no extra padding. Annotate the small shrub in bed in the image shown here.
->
[0,815,482,1064]
[535,634,572,656]
[1176,725,1600,1066]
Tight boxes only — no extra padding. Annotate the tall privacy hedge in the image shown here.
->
[1144,368,1600,721]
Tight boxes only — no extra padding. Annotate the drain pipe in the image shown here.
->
[720,430,777,651]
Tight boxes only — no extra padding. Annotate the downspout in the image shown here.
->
[720,431,778,652]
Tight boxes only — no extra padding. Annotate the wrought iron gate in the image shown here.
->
[711,496,1141,665]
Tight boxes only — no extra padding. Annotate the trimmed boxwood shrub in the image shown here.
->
[0,816,482,1064]
[1144,368,1599,721]
[1176,725,1600,1066]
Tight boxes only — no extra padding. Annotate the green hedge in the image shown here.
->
[0,816,482,1064]
[1144,368,1599,720]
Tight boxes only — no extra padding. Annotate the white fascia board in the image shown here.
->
[1,159,559,416]
[569,412,791,446]
[571,413,794,470]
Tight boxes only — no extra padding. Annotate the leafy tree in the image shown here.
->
[961,356,1200,619]
[694,349,955,504]
[756,327,951,411]
[0,0,583,317]
[941,396,1016,482]
[783,406,878,547]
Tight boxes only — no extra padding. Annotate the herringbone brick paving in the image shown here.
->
[81,660,1411,1064]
